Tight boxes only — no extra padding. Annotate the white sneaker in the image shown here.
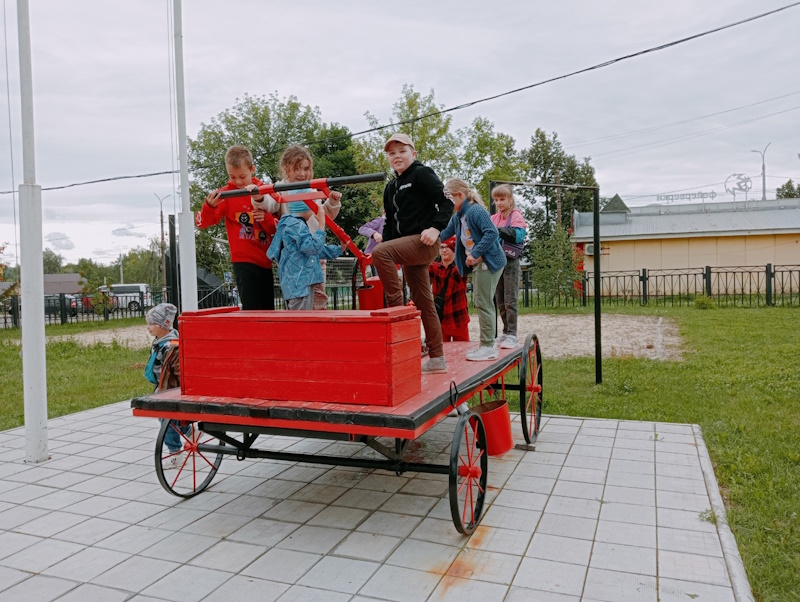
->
[494,333,507,345]
[500,335,519,349]
[465,345,499,361]
[162,451,187,470]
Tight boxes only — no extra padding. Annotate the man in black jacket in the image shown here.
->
[372,133,454,374]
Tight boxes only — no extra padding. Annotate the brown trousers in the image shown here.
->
[372,234,443,358]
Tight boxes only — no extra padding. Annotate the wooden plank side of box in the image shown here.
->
[182,374,390,406]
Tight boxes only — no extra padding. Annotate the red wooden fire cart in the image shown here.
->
[131,175,543,535]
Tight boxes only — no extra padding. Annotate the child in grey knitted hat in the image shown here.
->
[144,303,187,469]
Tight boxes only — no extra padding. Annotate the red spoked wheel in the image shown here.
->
[449,411,488,535]
[154,420,225,498]
[519,333,543,444]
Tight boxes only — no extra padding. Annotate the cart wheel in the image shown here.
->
[519,333,543,444]
[449,411,488,535]
[155,420,224,498]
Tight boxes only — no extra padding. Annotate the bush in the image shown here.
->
[694,295,717,310]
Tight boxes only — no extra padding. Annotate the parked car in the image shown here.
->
[44,294,79,317]
[99,283,152,311]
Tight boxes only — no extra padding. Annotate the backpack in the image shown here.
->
[158,341,181,391]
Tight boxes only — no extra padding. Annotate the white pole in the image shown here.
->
[172,0,197,311]
[18,0,48,463]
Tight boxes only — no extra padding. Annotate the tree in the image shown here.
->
[529,225,582,303]
[119,239,162,289]
[519,129,598,236]
[776,179,798,199]
[42,248,64,274]
[188,93,375,275]
[360,85,460,180]
[457,117,524,202]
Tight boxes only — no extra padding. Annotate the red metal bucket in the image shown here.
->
[357,276,384,310]
[473,399,514,456]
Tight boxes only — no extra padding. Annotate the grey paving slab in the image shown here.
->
[141,564,232,601]
[0,575,78,602]
[0,403,753,601]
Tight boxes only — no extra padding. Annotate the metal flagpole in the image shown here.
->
[172,0,197,311]
[17,0,48,462]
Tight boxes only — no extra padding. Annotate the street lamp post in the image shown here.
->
[751,143,771,202]
[154,193,170,298]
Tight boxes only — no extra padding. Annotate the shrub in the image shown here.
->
[694,295,717,310]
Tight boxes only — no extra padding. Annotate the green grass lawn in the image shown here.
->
[0,323,152,431]
[1,306,798,600]
[532,305,799,602]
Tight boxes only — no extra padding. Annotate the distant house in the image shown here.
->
[43,273,85,295]
[572,196,800,271]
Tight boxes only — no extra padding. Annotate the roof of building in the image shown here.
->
[602,194,630,213]
[573,197,800,241]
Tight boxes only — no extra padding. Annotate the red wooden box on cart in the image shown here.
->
[178,305,421,406]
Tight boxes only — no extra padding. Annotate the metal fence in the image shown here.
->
[521,264,800,308]
[5,263,798,329]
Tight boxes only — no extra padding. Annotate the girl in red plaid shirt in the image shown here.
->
[429,237,470,341]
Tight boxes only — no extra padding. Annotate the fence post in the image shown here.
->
[59,292,67,324]
[332,287,338,310]
[140,292,145,316]
[704,266,712,297]
[522,269,530,308]
[640,269,648,305]
[581,274,587,307]
[765,263,773,306]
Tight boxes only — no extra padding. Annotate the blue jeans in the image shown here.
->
[161,419,190,453]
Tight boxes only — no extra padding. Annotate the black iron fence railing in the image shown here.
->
[4,264,798,329]
[564,264,800,308]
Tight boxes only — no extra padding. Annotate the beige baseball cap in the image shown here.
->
[384,132,415,151]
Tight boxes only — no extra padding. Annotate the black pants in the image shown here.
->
[232,262,275,310]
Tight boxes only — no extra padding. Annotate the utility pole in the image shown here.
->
[556,173,562,226]
[751,142,771,202]
[18,0,49,463]
[173,0,198,311]
[155,194,170,296]
[119,254,124,283]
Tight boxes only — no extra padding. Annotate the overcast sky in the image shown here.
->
[1,0,799,266]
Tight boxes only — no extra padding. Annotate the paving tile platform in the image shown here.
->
[0,401,753,601]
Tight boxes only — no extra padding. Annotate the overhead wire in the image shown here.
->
[1,2,799,197]
[2,0,20,269]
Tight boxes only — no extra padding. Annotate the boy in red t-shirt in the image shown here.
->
[196,145,278,310]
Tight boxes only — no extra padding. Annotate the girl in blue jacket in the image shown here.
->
[440,178,506,361]
[267,204,344,310]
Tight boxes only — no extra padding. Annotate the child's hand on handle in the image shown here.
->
[205,190,222,208]
[372,232,383,243]
[328,191,342,204]
[420,227,440,246]
[244,183,264,202]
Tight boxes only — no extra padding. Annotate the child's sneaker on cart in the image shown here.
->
[494,333,507,346]
[162,451,187,470]
[466,345,499,361]
[500,335,519,349]
[422,356,448,374]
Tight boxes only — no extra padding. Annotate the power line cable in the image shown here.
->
[2,0,19,273]
[1,1,798,196]
[593,105,800,161]
[567,90,800,148]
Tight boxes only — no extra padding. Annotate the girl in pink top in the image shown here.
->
[490,184,527,348]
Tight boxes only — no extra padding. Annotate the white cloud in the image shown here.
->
[112,224,148,238]
[0,0,798,265]
[44,232,75,251]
